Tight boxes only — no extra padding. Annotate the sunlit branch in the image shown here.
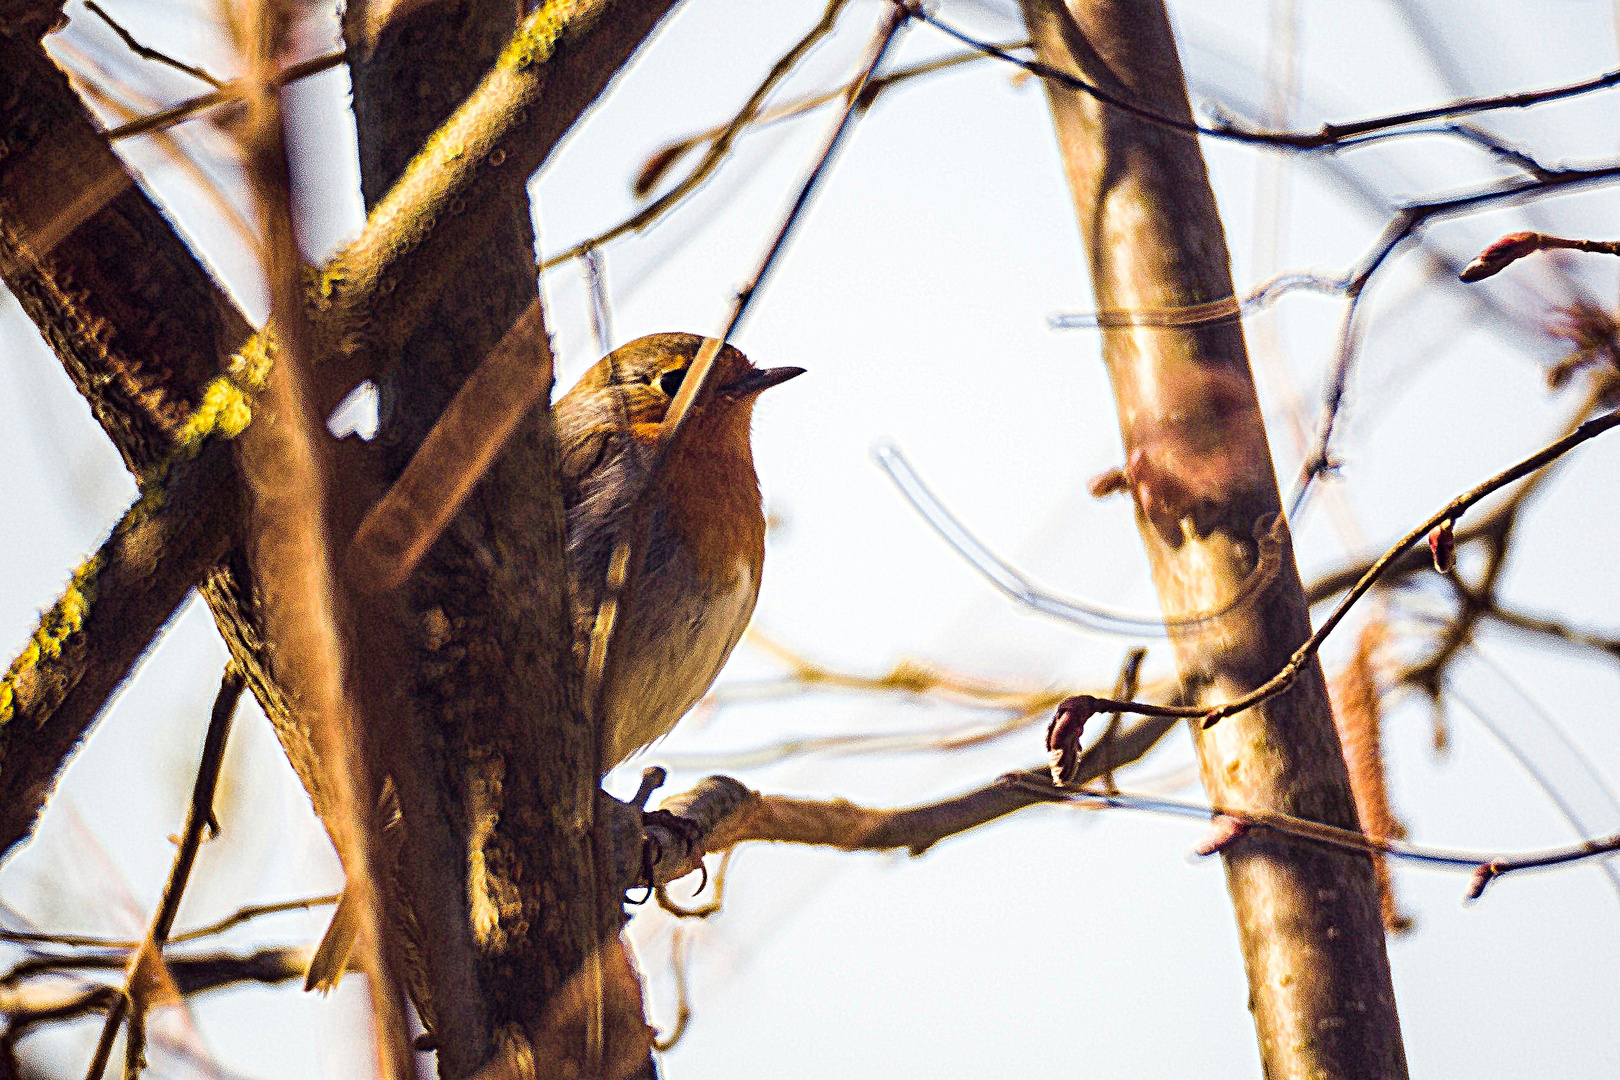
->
[629,714,1180,891]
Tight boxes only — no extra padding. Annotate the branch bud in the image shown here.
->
[1046,695,1099,784]
[1459,231,1543,282]
[1428,518,1456,574]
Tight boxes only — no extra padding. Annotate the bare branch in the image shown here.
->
[102,52,344,142]
[907,3,1620,152]
[82,667,244,1080]
[0,443,238,861]
[0,894,341,950]
[82,1,224,87]
[542,0,853,270]
[629,714,1178,891]
[1051,410,1620,732]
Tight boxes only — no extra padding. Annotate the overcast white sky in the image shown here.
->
[5,1,1620,1077]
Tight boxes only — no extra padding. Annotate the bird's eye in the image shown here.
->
[658,367,687,398]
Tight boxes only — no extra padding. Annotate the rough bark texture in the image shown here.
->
[0,29,248,858]
[345,0,676,1070]
[1019,2,1409,1077]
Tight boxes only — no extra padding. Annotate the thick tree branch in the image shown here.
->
[0,442,238,859]
[1021,1,1408,1075]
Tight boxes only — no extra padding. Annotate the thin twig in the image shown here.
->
[102,52,345,142]
[1483,604,1620,662]
[628,44,1020,199]
[1001,778,1620,901]
[1460,231,1620,283]
[906,3,1620,152]
[1046,410,1620,735]
[0,895,340,950]
[52,40,261,256]
[633,716,1180,890]
[83,667,244,1080]
[541,0,853,270]
[873,441,1285,637]
[83,1,225,87]
[1286,161,1620,512]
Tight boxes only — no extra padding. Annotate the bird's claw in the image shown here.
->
[626,808,705,905]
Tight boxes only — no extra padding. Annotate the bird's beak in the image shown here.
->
[720,365,806,397]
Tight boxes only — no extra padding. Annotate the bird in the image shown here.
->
[556,331,804,766]
[305,331,802,991]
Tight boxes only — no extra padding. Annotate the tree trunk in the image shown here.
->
[344,2,664,1075]
[1019,2,1409,1076]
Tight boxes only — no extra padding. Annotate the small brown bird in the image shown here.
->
[306,332,801,990]
[556,332,804,765]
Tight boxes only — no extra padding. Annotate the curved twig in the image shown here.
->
[873,441,1284,637]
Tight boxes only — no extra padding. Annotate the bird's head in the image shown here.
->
[566,332,804,436]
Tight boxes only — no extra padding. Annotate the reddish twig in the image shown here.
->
[1460,231,1620,282]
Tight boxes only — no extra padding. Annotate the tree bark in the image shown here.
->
[344,1,674,1074]
[1019,2,1409,1076]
